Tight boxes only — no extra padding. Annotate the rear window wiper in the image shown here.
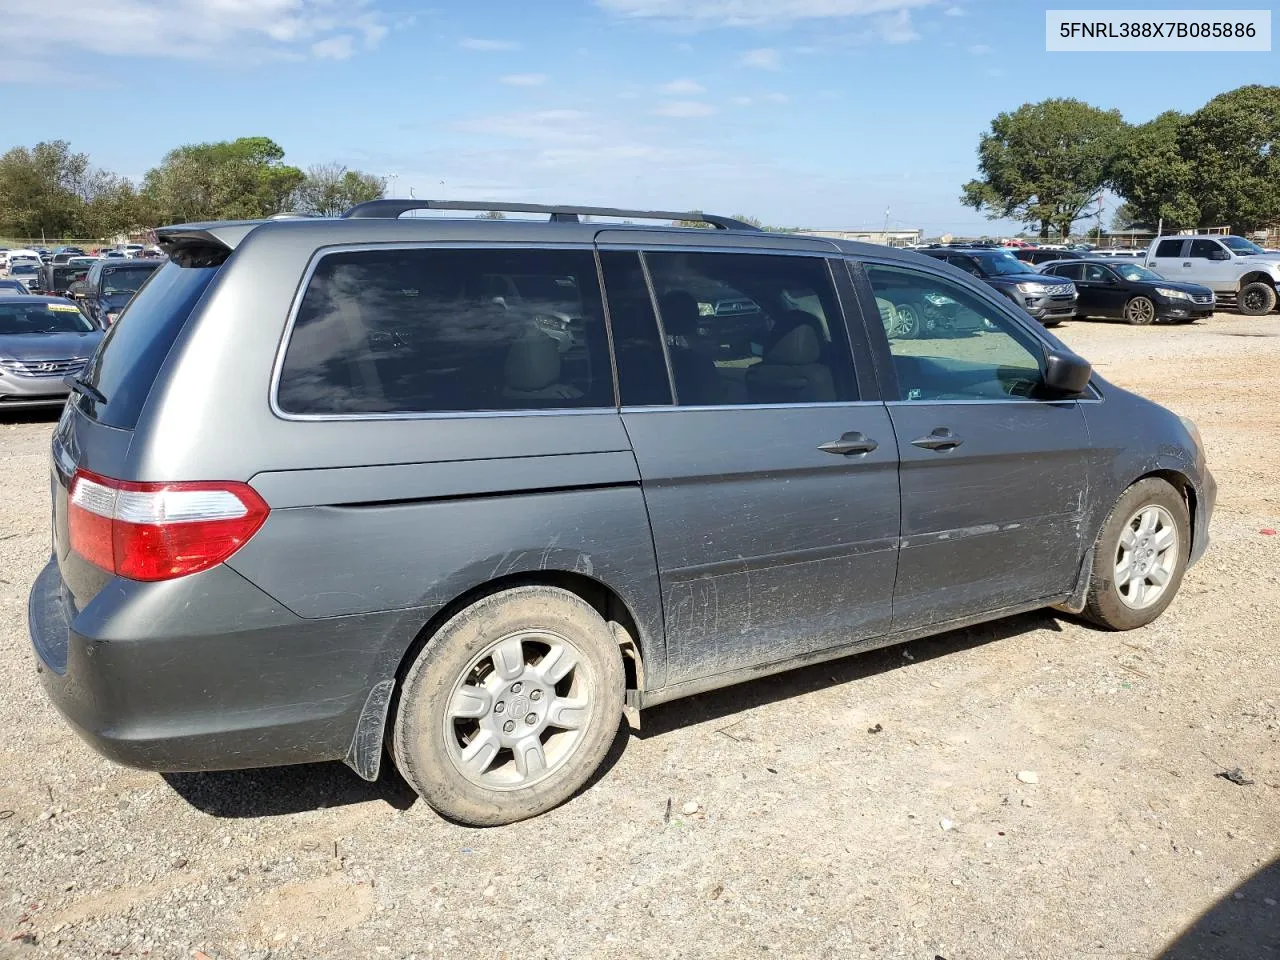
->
[63,374,106,405]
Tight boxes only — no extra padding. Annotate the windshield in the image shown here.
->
[0,302,95,334]
[1222,236,1265,255]
[102,266,158,297]
[975,252,1036,276]
[10,264,38,276]
[1113,263,1162,282]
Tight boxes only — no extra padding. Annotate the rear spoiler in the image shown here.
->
[154,222,260,267]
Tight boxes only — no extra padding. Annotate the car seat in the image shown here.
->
[658,291,721,405]
[745,310,835,404]
[502,331,583,404]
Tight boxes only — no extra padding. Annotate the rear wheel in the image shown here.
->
[392,585,625,825]
[891,301,923,339]
[1083,478,1190,630]
[1238,281,1277,317]
[1123,296,1156,325]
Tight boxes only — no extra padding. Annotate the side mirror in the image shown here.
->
[66,281,86,298]
[1043,348,1092,396]
[1208,249,1231,261]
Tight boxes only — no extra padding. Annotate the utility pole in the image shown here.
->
[386,173,398,199]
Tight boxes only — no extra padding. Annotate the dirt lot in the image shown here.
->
[1,312,1277,960]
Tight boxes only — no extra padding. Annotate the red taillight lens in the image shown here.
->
[68,469,269,581]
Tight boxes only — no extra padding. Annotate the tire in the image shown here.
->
[1123,296,1156,326]
[1083,478,1190,630]
[1042,318,1064,328]
[892,301,922,339]
[392,585,625,826]
[1237,281,1277,317]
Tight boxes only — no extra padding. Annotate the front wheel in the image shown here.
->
[891,301,923,339]
[1124,296,1156,325]
[1238,281,1277,317]
[392,586,625,825]
[1083,478,1190,630]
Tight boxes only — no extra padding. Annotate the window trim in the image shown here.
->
[268,241,619,423]
[846,254,1102,404]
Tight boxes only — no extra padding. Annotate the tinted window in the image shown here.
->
[1188,239,1224,259]
[946,255,982,276]
[867,264,1046,402]
[1082,264,1111,282]
[599,251,671,406]
[1155,239,1184,258]
[1049,263,1085,281]
[100,265,159,297]
[278,247,611,415]
[78,261,216,429]
[643,252,855,406]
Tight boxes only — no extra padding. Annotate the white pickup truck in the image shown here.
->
[1143,234,1280,315]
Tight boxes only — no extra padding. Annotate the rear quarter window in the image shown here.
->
[76,261,218,429]
[276,246,613,415]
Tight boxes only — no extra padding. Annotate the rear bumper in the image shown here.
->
[28,557,409,773]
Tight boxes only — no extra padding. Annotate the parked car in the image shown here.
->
[6,261,43,291]
[117,243,145,258]
[1013,248,1087,266]
[28,199,1214,826]
[1143,234,1280,315]
[37,263,91,298]
[69,257,163,327]
[1040,259,1215,324]
[0,279,30,295]
[5,249,41,271]
[918,247,1078,326]
[0,295,103,408]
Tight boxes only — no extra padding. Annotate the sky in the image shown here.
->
[1,0,1276,234]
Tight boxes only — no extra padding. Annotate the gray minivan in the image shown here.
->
[29,201,1215,825]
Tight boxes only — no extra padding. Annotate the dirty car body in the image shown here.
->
[28,202,1215,811]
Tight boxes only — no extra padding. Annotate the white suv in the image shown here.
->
[1143,234,1280,315]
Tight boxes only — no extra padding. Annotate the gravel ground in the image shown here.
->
[1,312,1277,960]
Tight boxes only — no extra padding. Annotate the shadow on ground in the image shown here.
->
[162,610,1067,818]
[1158,857,1280,959]
[638,609,1065,738]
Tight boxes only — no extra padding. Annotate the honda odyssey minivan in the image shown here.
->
[29,200,1215,825]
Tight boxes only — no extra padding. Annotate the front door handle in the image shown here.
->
[819,432,878,456]
[911,428,963,451]
[1182,261,1193,267]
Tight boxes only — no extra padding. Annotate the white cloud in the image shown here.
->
[455,109,596,144]
[0,0,391,64]
[739,47,780,69]
[312,35,355,60]
[460,37,520,51]
[651,100,718,117]
[598,0,940,27]
[944,4,965,14]
[763,91,789,104]
[968,43,992,54]
[731,95,754,106]
[501,73,548,86]
[660,78,706,95]
[875,9,919,43]
[675,41,695,53]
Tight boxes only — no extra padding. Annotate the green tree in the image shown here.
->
[294,163,385,217]
[0,140,90,237]
[1107,111,1199,231]
[143,137,305,223]
[961,99,1126,239]
[1180,85,1280,233]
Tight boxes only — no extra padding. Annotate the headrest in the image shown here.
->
[659,290,700,336]
[504,332,561,391]
[765,321,821,365]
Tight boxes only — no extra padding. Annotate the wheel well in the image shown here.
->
[392,570,646,693]
[1238,272,1276,289]
[1136,469,1198,552]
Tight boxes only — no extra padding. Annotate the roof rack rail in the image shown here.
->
[341,199,760,231]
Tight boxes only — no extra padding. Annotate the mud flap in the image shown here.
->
[344,678,394,781]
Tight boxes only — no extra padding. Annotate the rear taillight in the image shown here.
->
[68,469,269,581]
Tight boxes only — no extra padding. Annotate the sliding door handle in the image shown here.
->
[911,428,963,451]
[819,432,878,456]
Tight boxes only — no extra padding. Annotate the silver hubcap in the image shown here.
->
[892,303,919,337]
[444,631,592,790]
[1127,298,1154,323]
[1114,505,1178,609]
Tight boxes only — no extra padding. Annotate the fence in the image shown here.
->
[0,237,112,250]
